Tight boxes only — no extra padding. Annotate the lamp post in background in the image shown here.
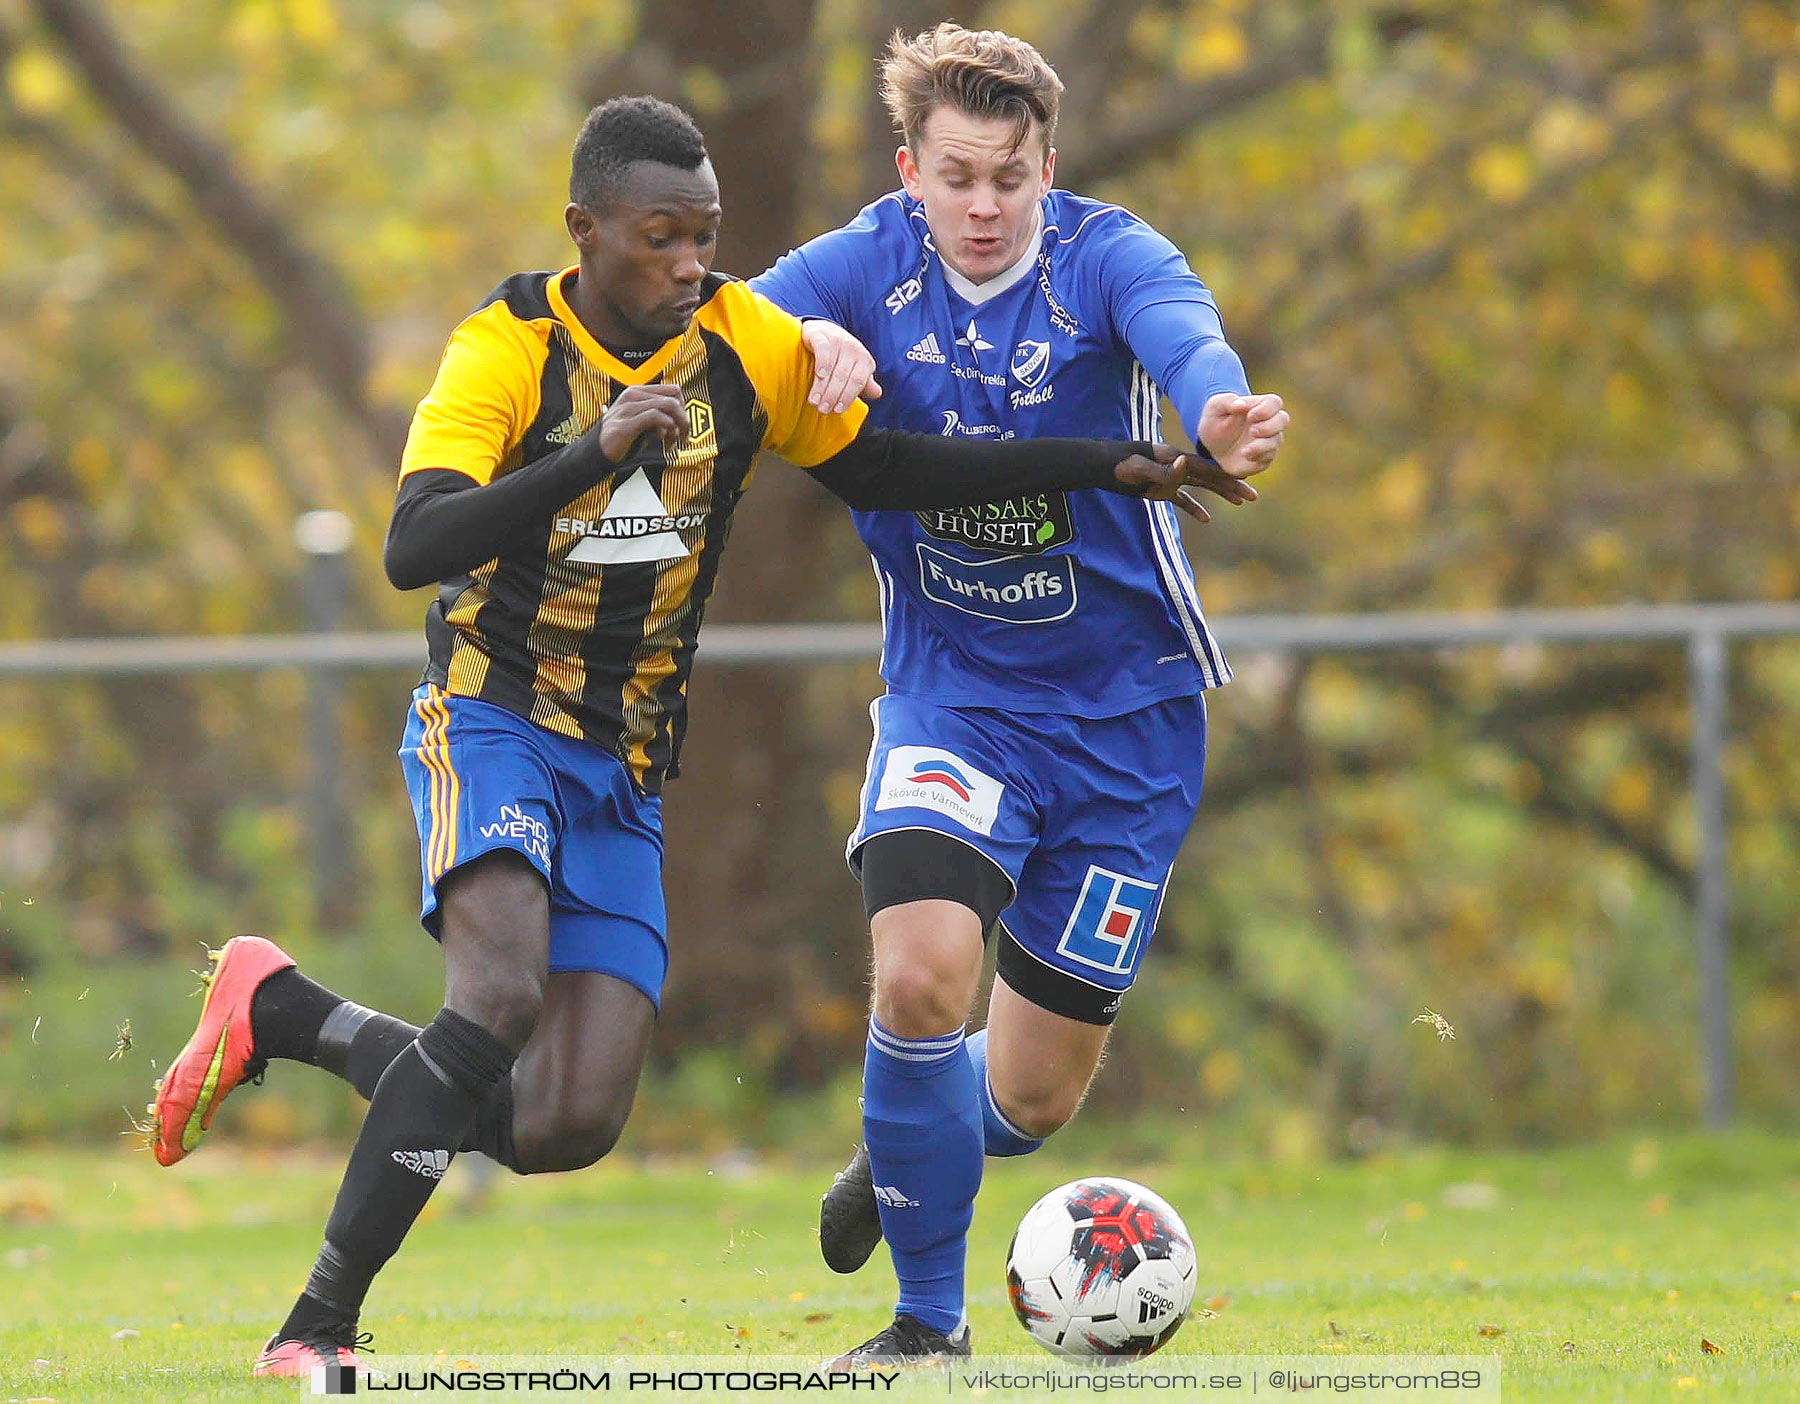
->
[294,510,355,930]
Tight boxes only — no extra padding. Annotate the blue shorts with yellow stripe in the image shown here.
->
[399,683,668,1011]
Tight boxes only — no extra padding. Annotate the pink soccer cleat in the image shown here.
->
[252,1324,371,1378]
[147,934,295,1166]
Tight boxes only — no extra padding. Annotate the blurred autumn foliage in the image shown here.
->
[1,0,1798,1150]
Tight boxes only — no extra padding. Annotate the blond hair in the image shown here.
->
[880,23,1063,156]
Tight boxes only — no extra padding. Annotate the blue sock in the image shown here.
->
[862,1018,981,1335]
[967,1028,1046,1158]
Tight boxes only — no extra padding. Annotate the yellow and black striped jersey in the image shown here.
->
[397,266,867,792]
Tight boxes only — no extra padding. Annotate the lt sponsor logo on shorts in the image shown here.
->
[1056,866,1160,975]
[874,746,1005,836]
[917,544,1077,625]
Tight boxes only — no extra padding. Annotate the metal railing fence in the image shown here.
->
[6,599,1799,1126]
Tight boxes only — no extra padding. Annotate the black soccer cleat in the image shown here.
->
[826,1314,971,1371]
[819,1142,883,1274]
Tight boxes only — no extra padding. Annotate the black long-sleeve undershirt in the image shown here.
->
[809,425,1152,514]
[383,422,1157,591]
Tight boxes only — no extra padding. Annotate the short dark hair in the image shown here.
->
[570,96,708,209]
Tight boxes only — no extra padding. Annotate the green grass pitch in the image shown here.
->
[3,1132,1797,1401]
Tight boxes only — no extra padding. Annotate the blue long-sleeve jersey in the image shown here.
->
[752,189,1250,715]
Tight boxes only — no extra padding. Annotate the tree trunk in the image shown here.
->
[600,0,865,1078]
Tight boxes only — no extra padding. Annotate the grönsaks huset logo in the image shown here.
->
[915,491,1073,555]
[917,544,1077,625]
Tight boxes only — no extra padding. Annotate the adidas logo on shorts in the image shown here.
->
[391,1148,450,1180]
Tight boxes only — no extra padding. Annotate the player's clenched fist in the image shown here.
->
[1197,392,1288,481]
[598,383,689,462]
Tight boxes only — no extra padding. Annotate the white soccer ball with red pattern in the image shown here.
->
[1005,1176,1197,1359]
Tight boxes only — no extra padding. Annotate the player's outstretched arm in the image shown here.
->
[1088,213,1287,495]
[383,385,688,589]
[804,424,1216,521]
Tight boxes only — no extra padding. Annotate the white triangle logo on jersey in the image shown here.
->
[564,469,696,565]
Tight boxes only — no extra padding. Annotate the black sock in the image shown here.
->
[250,968,345,1063]
[288,1008,517,1320]
[252,968,424,1100]
[460,1076,517,1167]
[255,975,515,1160]
[276,1283,358,1344]
[324,1009,514,1152]
[323,1005,425,1100]
[313,1003,515,1160]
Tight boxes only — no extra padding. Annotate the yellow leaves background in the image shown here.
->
[0,1,1797,1144]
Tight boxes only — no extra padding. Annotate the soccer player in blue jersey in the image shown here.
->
[751,24,1288,1367]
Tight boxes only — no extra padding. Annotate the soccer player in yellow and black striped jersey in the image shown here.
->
[389,254,872,792]
[145,96,1225,1376]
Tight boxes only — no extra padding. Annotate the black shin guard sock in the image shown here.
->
[294,1009,517,1317]
[280,1269,359,1339]
[250,968,347,1064]
[459,1076,517,1167]
[322,1006,424,1100]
